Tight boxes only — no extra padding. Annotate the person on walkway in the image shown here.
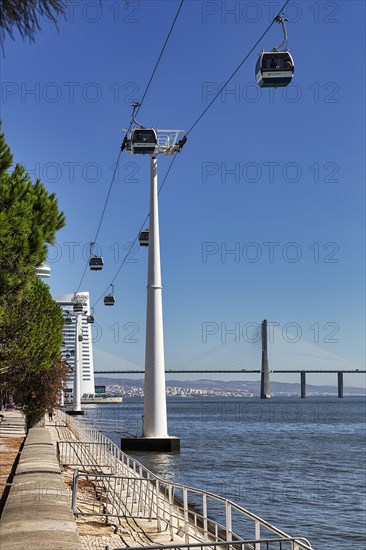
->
[48,407,54,421]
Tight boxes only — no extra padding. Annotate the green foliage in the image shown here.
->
[0,126,65,293]
[0,278,64,370]
[0,126,68,429]
[0,0,69,46]
[0,279,68,428]
[5,360,69,430]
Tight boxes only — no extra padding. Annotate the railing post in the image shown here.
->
[254,519,261,550]
[226,501,232,542]
[202,493,208,542]
[71,467,79,514]
[183,487,189,544]
[156,479,161,532]
[168,485,174,541]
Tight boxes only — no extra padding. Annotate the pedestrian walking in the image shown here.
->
[48,407,54,421]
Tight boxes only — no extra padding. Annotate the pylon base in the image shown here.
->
[121,436,180,452]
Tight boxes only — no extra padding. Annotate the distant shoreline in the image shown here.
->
[95,376,366,398]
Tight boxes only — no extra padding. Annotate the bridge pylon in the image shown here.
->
[260,319,271,399]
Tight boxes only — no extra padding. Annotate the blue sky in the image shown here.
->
[1,0,365,387]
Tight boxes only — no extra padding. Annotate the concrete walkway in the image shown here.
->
[0,419,82,550]
[0,409,26,438]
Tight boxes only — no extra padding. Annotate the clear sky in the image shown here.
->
[1,0,365,387]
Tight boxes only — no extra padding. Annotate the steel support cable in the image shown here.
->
[92,0,290,307]
[74,0,185,295]
[185,0,290,136]
[133,0,185,122]
[75,149,122,293]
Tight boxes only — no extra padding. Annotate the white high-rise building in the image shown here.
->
[54,292,95,395]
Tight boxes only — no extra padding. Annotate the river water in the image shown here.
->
[81,397,366,549]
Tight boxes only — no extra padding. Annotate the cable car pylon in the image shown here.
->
[121,105,186,451]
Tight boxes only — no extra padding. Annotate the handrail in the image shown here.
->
[120,541,311,550]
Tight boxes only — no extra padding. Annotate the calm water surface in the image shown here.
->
[81,397,366,549]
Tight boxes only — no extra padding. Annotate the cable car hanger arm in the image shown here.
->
[273,14,288,51]
[131,101,145,129]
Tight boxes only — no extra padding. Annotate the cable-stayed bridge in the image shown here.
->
[93,324,364,397]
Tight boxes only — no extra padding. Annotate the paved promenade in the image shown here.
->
[0,410,82,549]
[0,409,26,511]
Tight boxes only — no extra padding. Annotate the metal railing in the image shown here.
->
[114,541,314,550]
[57,410,314,550]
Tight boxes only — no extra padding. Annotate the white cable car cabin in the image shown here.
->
[255,51,294,88]
[139,229,149,246]
[89,255,104,270]
[104,295,115,306]
[131,128,157,155]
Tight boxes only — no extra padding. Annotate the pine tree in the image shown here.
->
[0,126,67,428]
[0,0,68,45]
[0,125,65,293]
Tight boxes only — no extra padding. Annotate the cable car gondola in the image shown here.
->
[255,15,294,88]
[78,334,83,342]
[104,295,115,306]
[73,301,83,313]
[89,242,104,271]
[139,229,149,246]
[64,316,72,324]
[104,285,115,306]
[89,255,104,270]
[130,128,157,155]
[87,308,95,324]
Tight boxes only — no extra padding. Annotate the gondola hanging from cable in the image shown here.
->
[104,285,115,306]
[255,15,294,88]
[89,242,104,270]
[121,102,158,155]
[73,301,83,313]
[139,229,149,246]
[87,307,95,324]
